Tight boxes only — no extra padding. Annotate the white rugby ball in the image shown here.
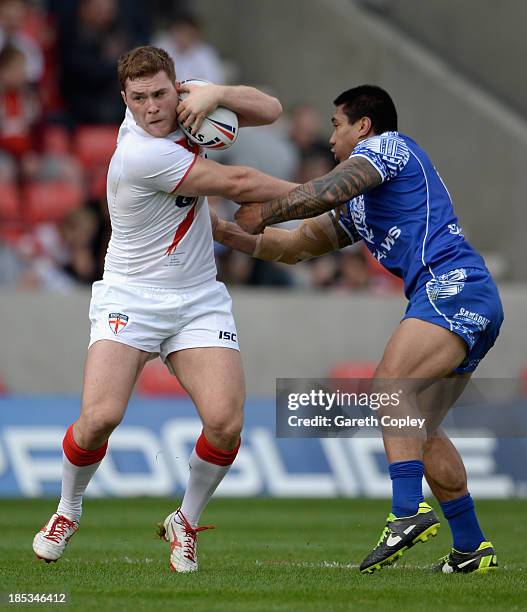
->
[178,79,238,150]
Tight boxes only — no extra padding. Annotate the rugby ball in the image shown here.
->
[178,79,238,150]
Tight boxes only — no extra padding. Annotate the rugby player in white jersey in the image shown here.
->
[32,46,296,573]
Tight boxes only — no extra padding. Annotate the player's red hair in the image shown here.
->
[117,46,176,91]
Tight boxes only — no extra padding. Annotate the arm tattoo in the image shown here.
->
[260,156,381,225]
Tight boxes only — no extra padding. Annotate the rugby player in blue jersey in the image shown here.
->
[214,85,503,574]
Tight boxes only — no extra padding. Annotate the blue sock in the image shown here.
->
[389,460,424,517]
[440,493,485,553]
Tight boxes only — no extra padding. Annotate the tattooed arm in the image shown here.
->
[234,156,381,234]
[212,207,358,264]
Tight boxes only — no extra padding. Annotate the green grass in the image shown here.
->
[0,498,526,611]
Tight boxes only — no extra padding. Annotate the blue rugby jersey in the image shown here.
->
[334,132,486,297]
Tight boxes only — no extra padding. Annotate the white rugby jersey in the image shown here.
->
[103,108,216,289]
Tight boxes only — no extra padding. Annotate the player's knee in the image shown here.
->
[206,414,243,437]
[370,365,403,396]
[79,410,123,443]
[203,412,243,448]
[374,362,427,395]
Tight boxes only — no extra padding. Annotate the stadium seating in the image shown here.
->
[73,125,119,171]
[329,360,376,379]
[0,184,23,242]
[42,124,71,155]
[23,181,84,224]
[0,183,21,222]
[88,165,109,200]
[328,360,376,394]
[136,359,188,397]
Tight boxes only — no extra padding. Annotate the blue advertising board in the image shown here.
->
[1,396,526,498]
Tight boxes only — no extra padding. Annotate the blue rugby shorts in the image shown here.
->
[403,267,504,373]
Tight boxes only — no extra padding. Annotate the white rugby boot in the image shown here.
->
[158,508,214,572]
[33,513,79,562]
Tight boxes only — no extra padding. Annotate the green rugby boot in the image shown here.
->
[434,541,498,574]
[360,502,440,574]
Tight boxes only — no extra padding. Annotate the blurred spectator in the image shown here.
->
[289,104,329,159]
[215,246,294,288]
[60,206,99,282]
[0,44,40,174]
[0,143,16,180]
[0,0,44,83]
[55,0,140,124]
[16,207,100,290]
[153,12,225,84]
[305,253,341,289]
[295,146,335,183]
[213,123,299,182]
[149,0,192,31]
[85,191,111,276]
[48,0,151,51]
[334,248,370,291]
[24,124,83,183]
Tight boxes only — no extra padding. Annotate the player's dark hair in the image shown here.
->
[118,46,176,91]
[333,85,398,133]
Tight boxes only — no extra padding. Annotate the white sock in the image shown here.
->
[56,454,102,522]
[179,448,232,526]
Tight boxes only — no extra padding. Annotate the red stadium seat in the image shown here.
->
[0,183,21,221]
[136,359,188,397]
[329,361,377,379]
[73,125,119,171]
[328,360,377,394]
[23,181,84,224]
[42,124,71,154]
[89,165,108,200]
[0,183,23,241]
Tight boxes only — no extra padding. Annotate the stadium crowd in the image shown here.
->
[0,0,401,294]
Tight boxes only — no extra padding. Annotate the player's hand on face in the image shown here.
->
[176,82,221,134]
[234,203,265,234]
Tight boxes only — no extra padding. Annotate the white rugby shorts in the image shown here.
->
[88,279,240,363]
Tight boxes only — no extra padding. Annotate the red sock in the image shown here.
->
[195,431,240,466]
[63,423,108,467]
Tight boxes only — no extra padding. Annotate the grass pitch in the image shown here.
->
[1,498,525,611]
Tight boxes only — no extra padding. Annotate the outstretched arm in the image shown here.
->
[212,208,358,264]
[234,156,382,234]
[177,156,298,203]
[177,82,282,133]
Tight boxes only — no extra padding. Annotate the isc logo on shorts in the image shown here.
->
[108,313,129,334]
[219,330,237,342]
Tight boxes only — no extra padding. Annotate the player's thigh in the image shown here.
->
[80,339,150,428]
[375,318,467,383]
[167,347,245,432]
